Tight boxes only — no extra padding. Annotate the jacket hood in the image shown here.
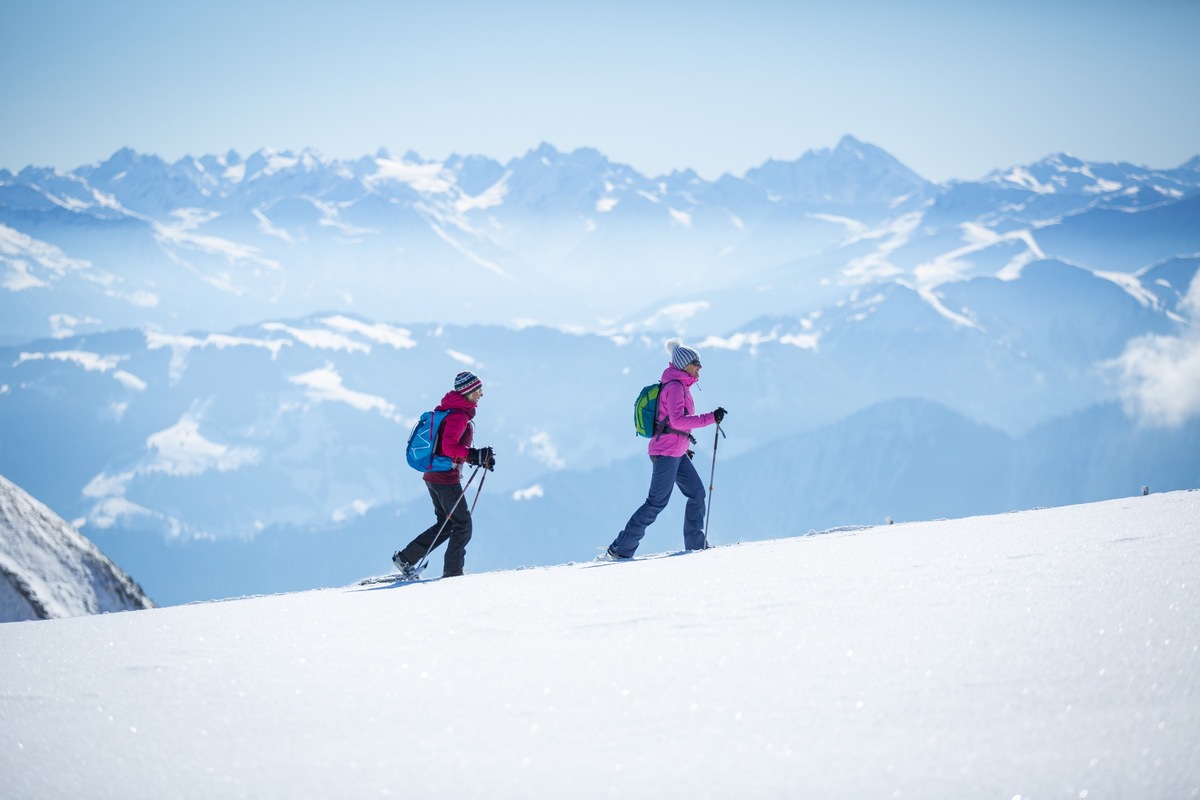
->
[437,390,478,416]
[660,364,698,387]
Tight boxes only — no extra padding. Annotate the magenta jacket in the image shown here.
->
[425,390,477,485]
[649,365,716,458]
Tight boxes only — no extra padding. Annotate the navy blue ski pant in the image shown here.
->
[610,454,707,557]
[399,481,472,577]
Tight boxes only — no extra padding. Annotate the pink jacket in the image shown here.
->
[425,390,476,485]
[649,365,716,458]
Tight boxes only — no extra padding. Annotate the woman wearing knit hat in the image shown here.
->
[605,339,727,559]
[392,370,495,579]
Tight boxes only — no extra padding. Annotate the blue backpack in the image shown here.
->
[405,409,461,472]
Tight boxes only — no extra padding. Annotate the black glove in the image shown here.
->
[686,449,695,460]
[468,446,496,471]
[713,407,727,424]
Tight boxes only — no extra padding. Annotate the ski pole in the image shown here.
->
[470,467,488,513]
[414,465,482,573]
[702,422,726,547]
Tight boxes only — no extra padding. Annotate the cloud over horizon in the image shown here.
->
[1111,275,1200,428]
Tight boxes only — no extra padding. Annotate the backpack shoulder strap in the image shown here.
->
[652,380,695,442]
[434,407,471,454]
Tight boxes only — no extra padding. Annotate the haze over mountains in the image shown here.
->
[1,137,1197,604]
[4,135,1197,339]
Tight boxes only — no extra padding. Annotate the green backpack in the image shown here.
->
[633,380,681,438]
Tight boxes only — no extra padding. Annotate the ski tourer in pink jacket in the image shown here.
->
[607,339,727,559]
[649,364,717,457]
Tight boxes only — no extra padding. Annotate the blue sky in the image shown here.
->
[2,0,1197,182]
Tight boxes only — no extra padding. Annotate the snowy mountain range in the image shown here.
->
[1,138,1197,605]
[3,136,1197,341]
[0,474,153,621]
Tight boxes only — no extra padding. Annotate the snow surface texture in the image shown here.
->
[0,475,153,621]
[2,492,1198,799]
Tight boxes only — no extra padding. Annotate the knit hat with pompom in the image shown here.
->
[665,338,700,370]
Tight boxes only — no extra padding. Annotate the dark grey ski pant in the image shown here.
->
[610,453,707,558]
[399,481,473,577]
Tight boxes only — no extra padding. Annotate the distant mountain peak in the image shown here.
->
[98,146,162,172]
[743,136,930,206]
[832,133,887,160]
[526,141,563,160]
[0,474,154,621]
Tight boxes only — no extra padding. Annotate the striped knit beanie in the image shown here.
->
[454,370,482,395]
[666,338,700,370]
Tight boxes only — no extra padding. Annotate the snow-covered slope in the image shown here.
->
[1,491,1196,799]
[0,474,153,621]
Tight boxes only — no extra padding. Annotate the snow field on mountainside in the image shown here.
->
[0,475,152,621]
[2,491,1198,799]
